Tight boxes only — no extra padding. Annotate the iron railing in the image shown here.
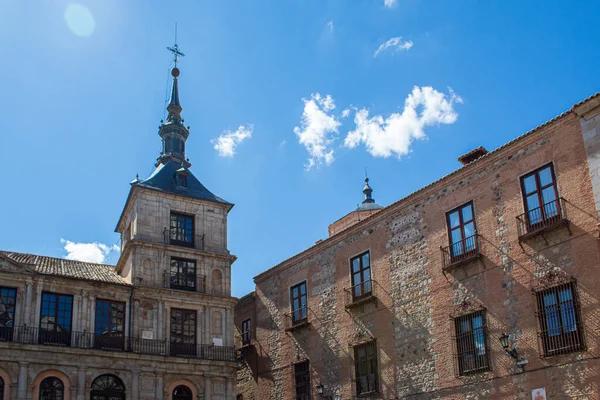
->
[534,282,585,357]
[163,271,206,293]
[441,234,481,270]
[344,279,377,309]
[0,326,236,362]
[516,198,568,239]
[284,307,310,332]
[163,229,205,250]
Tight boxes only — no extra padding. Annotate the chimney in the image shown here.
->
[458,146,488,166]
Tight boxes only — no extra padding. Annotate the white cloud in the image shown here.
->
[374,37,413,57]
[384,0,397,8]
[294,93,341,170]
[61,239,119,264]
[326,20,334,32]
[211,124,253,157]
[341,108,351,118]
[344,86,462,158]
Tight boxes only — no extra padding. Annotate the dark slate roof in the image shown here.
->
[137,160,232,206]
[0,251,129,285]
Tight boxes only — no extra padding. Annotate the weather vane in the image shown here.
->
[166,23,185,67]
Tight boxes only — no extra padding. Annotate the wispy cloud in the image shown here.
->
[326,20,334,32]
[344,86,462,158]
[384,0,397,8]
[211,124,253,157]
[374,37,413,57]
[61,239,119,264]
[294,93,341,170]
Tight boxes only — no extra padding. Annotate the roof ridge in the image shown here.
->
[0,250,116,268]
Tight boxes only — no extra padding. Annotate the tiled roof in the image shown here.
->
[0,251,129,285]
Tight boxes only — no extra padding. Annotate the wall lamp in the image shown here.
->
[316,383,332,399]
[499,333,519,359]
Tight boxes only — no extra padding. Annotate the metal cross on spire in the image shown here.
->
[166,23,185,67]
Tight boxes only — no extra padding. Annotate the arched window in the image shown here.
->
[0,376,4,400]
[39,377,64,400]
[211,269,223,295]
[172,385,193,400]
[91,374,125,400]
[212,311,223,337]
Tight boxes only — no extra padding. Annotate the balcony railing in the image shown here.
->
[344,279,378,309]
[163,229,205,250]
[441,234,481,271]
[284,307,310,332]
[516,198,569,240]
[163,271,207,293]
[0,326,236,362]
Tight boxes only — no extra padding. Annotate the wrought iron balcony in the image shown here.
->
[163,229,205,250]
[0,326,236,362]
[441,234,481,271]
[284,307,310,332]
[516,198,569,240]
[163,271,206,293]
[344,279,378,309]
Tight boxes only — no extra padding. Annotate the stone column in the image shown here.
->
[131,369,140,400]
[77,367,86,400]
[17,362,28,400]
[24,281,33,326]
[154,373,164,400]
[81,294,88,331]
[14,286,24,328]
[158,301,164,341]
[33,282,43,328]
[89,296,96,332]
[204,376,211,400]
[70,387,77,400]
[226,378,234,400]
[72,294,81,332]
[165,306,170,342]
[203,307,211,345]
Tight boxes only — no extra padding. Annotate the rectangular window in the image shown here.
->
[94,299,125,350]
[446,202,477,259]
[0,287,17,341]
[521,164,560,228]
[454,310,490,375]
[350,251,372,301]
[170,308,197,357]
[241,318,251,346]
[354,341,378,396]
[290,282,307,323]
[40,292,73,346]
[294,360,310,400]
[535,282,584,356]
[170,258,197,291]
[170,212,194,247]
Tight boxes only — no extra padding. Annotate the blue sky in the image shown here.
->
[0,0,598,297]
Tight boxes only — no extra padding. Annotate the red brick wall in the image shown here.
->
[237,110,600,399]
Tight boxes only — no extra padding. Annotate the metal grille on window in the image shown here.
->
[535,282,584,356]
[294,360,310,400]
[350,252,372,301]
[453,310,490,376]
[170,212,194,245]
[170,308,197,357]
[39,377,64,400]
[170,258,197,291]
[90,374,126,400]
[172,385,193,400]
[354,341,378,396]
[0,287,17,341]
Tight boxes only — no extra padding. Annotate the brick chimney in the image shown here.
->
[458,146,488,165]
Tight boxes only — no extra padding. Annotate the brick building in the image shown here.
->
[235,93,600,399]
[0,50,238,399]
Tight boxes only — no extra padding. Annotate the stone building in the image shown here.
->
[0,51,238,400]
[235,93,600,399]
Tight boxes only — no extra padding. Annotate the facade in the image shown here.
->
[235,93,600,399]
[0,54,238,399]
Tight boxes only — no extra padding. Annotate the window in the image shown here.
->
[294,361,310,400]
[241,318,251,346]
[90,374,125,400]
[521,164,560,228]
[0,376,4,400]
[170,308,196,357]
[0,287,17,341]
[39,377,64,400]
[354,341,378,396]
[170,258,196,291]
[446,202,477,260]
[535,282,584,356]
[173,385,193,400]
[39,293,73,346]
[170,212,194,247]
[290,282,307,323]
[350,252,372,300]
[454,310,490,375]
[94,300,125,350]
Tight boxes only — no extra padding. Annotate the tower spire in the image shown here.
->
[362,176,375,204]
[157,32,191,168]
